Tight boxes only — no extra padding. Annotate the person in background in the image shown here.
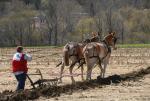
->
[12,46,32,91]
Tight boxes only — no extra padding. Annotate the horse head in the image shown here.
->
[104,32,117,50]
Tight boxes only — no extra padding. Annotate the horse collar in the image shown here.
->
[102,40,111,53]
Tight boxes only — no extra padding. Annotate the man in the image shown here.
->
[12,46,32,91]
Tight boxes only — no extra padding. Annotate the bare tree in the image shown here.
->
[42,0,59,45]
[89,2,95,17]
[106,7,113,33]
[120,20,124,44]
[95,16,103,39]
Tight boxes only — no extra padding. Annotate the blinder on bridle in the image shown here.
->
[67,44,79,57]
[113,37,117,44]
[66,44,70,50]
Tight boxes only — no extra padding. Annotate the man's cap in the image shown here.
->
[16,46,23,53]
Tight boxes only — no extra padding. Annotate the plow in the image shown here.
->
[27,69,59,89]
[26,67,86,89]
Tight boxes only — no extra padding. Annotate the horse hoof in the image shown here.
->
[72,80,76,85]
[58,79,63,84]
[86,78,91,81]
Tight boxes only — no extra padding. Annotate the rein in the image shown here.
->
[69,54,78,57]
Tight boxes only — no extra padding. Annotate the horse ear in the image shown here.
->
[108,31,112,34]
[111,32,116,36]
[91,32,94,36]
[92,32,97,37]
[98,32,100,36]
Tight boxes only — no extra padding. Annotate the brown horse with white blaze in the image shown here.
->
[83,32,117,80]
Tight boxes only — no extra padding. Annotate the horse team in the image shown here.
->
[58,32,117,84]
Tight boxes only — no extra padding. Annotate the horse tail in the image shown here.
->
[63,45,69,66]
[83,46,89,64]
[76,45,83,59]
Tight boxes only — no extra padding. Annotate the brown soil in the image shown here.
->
[0,47,150,101]
[0,67,149,101]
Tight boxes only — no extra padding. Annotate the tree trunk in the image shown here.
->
[54,24,58,46]
[18,27,23,46]
[48,30,52,45]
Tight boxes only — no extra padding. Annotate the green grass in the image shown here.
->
[117,44,150,48]
[1,44,150,48]
[0,45,63,49]
[24,45,63,48]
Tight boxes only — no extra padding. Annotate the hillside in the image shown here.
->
[0,0,150,46]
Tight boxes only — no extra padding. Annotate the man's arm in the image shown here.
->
[24,54,32,61]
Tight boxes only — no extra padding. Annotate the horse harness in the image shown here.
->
[68,44,80,58]
[88,40,111,62]
[66,44,85,68]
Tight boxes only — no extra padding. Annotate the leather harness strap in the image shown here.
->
[68,44,84,65]
[89,40,111,61]
[69,45,78,57]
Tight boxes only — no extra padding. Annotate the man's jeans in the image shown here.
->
[15,73,27,90]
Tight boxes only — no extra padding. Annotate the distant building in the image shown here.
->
[32,16,46,30]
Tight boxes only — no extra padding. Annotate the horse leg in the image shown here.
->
[86,62,90,80]
[102,61,108,78]
[86,58,97,80]
[59,62,64,83]
[86,66,91,80]
[69,64,75,84]
[98,61,103,78]
[97,56,103,78]
[89,68,93,80]
[81,65,84,81]
[86,63,94,80]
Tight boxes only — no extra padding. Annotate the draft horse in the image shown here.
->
[58,32,100,84]
[83,32,117,80]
